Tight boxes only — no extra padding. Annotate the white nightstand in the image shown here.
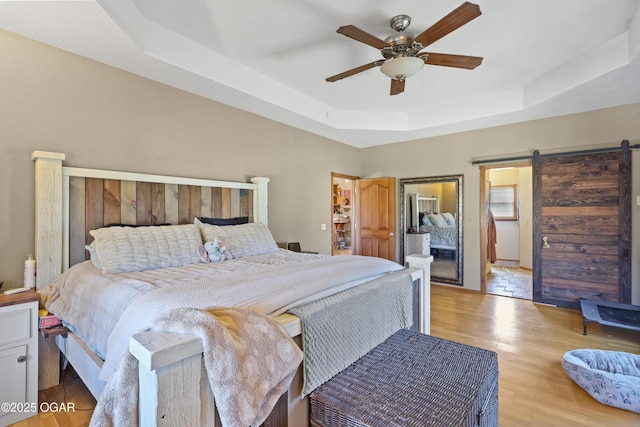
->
[0,290,39,426]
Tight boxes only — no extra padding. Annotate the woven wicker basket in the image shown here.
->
[310,329,498,427]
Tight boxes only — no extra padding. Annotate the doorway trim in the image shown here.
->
[331,172,359,255]
[479,161,532,294]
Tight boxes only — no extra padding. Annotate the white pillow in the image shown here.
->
[428,213,448,227]
[85,241,103,270]
[441,212,455,226]
[90,224,203,274]
[195,218,279,258]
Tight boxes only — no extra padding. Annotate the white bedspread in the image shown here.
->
[424,224,457,249]
[40,251,404,382]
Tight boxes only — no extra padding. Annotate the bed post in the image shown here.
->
[32,151,66,391]
[32,151,66,290]
[129,331,210,426]
[251,177,269,226]
[405,259,432,335]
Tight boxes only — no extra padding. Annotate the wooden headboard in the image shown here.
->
[32,151,269,290]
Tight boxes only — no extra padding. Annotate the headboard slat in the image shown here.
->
[221,187,232,218]
[69,176,86,266]
[104,179,122,225]
[230,188,240,217]
[177,185,191,224]
[150,183,165,224]
[211,187,222,218]
[201,187,212,219]
[85,178,105,247]
[136,182,152,225]
[189,186,201,223]
[165,184,179,224]
[242,189,253,221]
[120,181,137,225]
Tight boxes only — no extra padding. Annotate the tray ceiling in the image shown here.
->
[1,0,639,147]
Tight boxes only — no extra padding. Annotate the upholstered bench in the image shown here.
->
[309,329,499,427]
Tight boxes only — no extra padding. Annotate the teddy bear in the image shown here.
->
[197,238,233,263]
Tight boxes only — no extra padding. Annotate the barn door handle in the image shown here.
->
[542,236,550,249]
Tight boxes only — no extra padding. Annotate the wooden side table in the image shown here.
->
[0,290,39,425]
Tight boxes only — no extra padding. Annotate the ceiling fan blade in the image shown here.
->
[423,53,483,69]
[390,79,405,96]
[413,2,481,48]
[337,25,389,49]
[326,60,384,82]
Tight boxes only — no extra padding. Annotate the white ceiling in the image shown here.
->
[1,0,639,148]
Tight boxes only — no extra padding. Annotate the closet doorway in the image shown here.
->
[480,163,533,300]
[331,173,357,255]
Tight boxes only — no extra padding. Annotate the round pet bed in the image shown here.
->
[562,349,640,413]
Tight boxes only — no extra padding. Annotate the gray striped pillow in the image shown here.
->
[90,224,203,273]
[195,219,278,258]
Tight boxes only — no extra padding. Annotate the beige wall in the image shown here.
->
[0,30,360,288]
[2,30,639,305]
[360,104,640,303]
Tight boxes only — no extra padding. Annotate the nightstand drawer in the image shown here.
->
[0,307,32,346]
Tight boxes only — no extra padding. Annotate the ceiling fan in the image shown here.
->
[326,2,483,95]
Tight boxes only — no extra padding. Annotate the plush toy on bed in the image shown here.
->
[197,238,233,263]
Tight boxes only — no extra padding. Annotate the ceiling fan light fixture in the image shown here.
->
[380,57,424,81]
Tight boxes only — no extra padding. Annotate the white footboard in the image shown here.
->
[128,269,429,427]
[129,329,292,427]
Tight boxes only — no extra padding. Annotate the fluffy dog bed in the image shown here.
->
[562,349,640,413]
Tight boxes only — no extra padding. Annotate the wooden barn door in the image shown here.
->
[532,149,631,309]
[355,177,396,261]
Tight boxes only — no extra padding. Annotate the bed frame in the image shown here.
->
[32,151,429,426]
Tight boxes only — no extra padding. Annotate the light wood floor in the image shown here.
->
[10,285,640,426]
[430,285,640,426]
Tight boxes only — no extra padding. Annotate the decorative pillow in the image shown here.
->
[195,218,278,258]
[421,214,433,227]
[84,241,103,270]
[194,217,223,239]
[441,212,455,226]
[89,224,203,274]
[428,213,449,227]
[198,216,249,226]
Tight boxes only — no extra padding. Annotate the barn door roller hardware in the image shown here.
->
[472,139,638,166]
